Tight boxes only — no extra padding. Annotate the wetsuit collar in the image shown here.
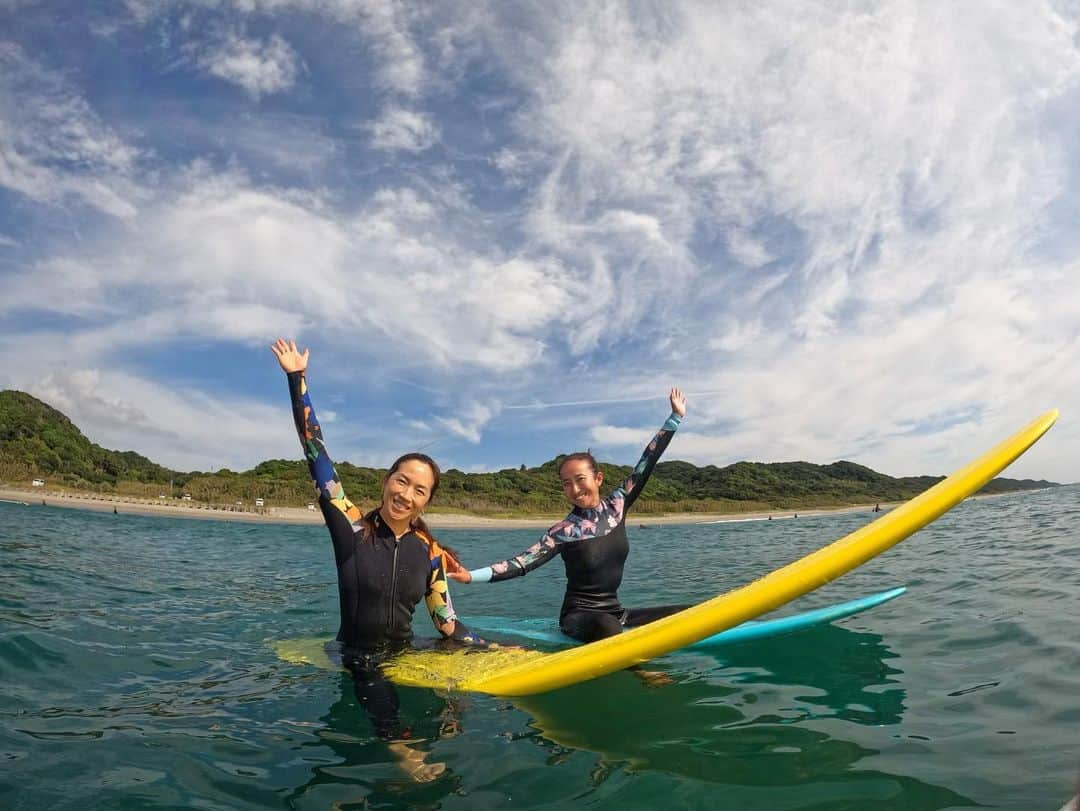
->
[370,509,411,543]
[571,501,602,519]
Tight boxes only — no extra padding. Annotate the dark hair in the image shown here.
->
[558,451,599,478]
[362,452,444,547]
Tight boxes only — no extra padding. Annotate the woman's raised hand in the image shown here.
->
[669,387,687,418]
[270,338,309,374]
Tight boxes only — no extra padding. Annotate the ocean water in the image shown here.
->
[2,487,1079,810]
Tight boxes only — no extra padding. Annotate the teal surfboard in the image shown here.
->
[466,586,906,650]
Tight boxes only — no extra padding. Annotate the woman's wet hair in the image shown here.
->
[558,452,600,478]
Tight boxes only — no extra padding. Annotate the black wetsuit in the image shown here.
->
[466,412,689,643]
[287,370,474,737]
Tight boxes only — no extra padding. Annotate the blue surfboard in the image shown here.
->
[467,586,906,651]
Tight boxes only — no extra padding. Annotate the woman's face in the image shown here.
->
[559,458,603,510]
[382,459,436,524]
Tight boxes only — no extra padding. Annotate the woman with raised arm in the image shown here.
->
[450,389,689,646]
[271,338,477,780]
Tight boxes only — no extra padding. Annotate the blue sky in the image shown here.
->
[1,1,1078,483]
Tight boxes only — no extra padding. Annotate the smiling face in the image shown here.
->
[559,457,603,510]
[381,458,436,526]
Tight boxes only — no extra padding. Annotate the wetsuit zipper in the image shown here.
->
[386,539,399,633]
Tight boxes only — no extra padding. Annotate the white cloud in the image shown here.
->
[368,106,438,152]
[472,1,1077,340]
[0,43,143,218]
[26,368,299,472]
[0,166,580,415]
[196,32,300,98]
[435,402,498,444]
[351,0,426,95]
[589,424,654,449]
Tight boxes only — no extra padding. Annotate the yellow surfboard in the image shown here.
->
[372,410,1058,696]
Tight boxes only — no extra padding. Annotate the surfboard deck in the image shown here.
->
[466,586,907,648]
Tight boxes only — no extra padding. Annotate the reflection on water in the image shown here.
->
[511,624,975,809]
[283,674,467,808]
[717,623,906,726]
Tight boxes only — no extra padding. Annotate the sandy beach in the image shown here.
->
[0,485,887,529]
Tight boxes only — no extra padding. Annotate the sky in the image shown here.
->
[1,1,1078,483]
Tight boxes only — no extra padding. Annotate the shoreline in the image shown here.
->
[0,485,895,529]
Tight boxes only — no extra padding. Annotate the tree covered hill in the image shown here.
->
[0,389,1059,515]
[0,390,174,485]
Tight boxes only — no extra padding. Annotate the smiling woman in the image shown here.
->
[269,337,481,781]
[450,388,691,651]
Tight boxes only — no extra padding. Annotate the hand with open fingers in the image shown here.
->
[270,338,309,374]
[447,570,472,584]
[669,387,687,418]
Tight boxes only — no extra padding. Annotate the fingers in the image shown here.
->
[269,338,306,356]
[668,386,687,416]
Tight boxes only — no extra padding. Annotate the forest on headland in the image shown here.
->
[0,390,1059,516]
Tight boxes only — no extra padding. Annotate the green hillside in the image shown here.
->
[0,389,1059,515]
[0,391,174,485]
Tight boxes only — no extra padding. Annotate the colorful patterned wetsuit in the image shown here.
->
[466,412,689,643]
[287,370,473,737]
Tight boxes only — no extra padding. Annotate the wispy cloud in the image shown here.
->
[0,43,143,218]
[194,32,301,98]
[368,105,438,152]
[435,402,497,444]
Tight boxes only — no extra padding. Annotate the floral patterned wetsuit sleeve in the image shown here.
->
[287,371,365,532]
[423,536,459,626]
[610,412,682,513]
[423,536,481,642]
[466,528,564,584]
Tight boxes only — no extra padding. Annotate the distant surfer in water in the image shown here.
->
[272,338,479,781]
[450,388,688,679]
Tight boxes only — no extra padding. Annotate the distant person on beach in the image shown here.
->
[271,338,479,780]
[450,388,690,651]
